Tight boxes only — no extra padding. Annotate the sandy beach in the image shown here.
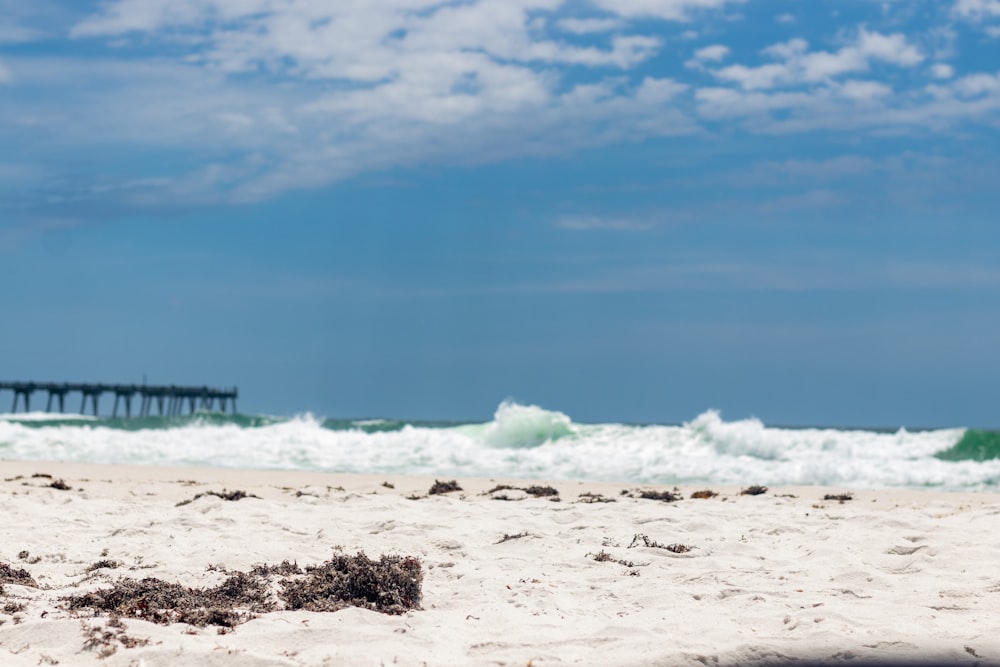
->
[2,460,999,666]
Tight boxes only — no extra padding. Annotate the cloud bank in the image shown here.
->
[0,0,998,210]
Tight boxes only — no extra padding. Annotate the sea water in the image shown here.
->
[1,401,998,491]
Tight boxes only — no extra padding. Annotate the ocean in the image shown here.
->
[1,400,998,491]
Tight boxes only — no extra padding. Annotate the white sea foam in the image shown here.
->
[0,402,992,490]
[0,412,96,421]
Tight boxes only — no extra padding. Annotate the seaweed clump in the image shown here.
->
[280,553,422,615]
[0,562,37,590]
[590,550,635,568]
[823,493,854,504]
[576,492,615,504]
[740,485,768,496]
[428,480,462,495]
[482,484,560,501]
[175,489,260,507]
[690,489,718,499]
[628,534,693,554]
[85,560,122,573]
[64,571,272,628]
[621,488,682,502]
[81,618,150,658]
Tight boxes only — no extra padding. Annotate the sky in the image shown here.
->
[1,0,999,428]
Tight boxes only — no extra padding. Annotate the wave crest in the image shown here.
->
[481,401,575,448]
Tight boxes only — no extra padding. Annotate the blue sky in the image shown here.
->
[1,0,999,427]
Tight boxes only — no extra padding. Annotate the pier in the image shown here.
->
[0,382,238,418]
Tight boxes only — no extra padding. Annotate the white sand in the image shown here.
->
[1,460,999,666]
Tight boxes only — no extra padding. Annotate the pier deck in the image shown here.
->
[0,382,238,418]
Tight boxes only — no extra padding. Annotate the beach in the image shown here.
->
[2,460,998,666]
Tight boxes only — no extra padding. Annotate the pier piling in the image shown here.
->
[0,382,238,418]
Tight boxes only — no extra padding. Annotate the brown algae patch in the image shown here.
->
[428,480,463,495]
[175,489,261,507]
[62,553,423,627]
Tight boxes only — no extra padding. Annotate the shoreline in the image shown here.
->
[3,460,999,666]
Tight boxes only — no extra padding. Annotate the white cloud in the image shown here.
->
[589,0,746,21]
[692,44,730,62]
[556,17,622,34]
[0,61,11,83]
[48,0,726,203]
[73,1,668,82]
[775,12,795,24]
[987,26,1000,37]
[953,0,1000,19]
[0,0,986,210]
[931,63,955,79]
[952,71,1000,97]
[713,62,789,89]
[711,28,922,90]
[695,86,818,119]
[836,79,893,101]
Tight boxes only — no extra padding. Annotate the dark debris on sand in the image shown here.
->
[576,492,616,504]
[740,485,768,496]
[428,480,462,495]
[590,550,635,568]
[175,489,261,507]
[690,489,718,499]
[482,484,560,500]
[81,617,150,659]
[823,493,854,503]
[628,533,693,554]
[62,553,423,628]
[64,571,272,628]
[280,553,423,615]
[0,562,38,591]
[621,488,683,502]
[86,560,122,573]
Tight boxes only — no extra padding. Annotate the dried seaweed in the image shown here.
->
[690,489,718,499]
[494,531,530,544]
[250,561,303,576]
[31,473,53,479]
[823,493,853,503]
[740,485,768,496]
[576,492,615,504]
[280,553,422,615]
[428,480,462,495]
[523,485,559,497]
[86,560,122,573]
[627,534,694,553]
[590,550,635,567]
[482,484,516,495]
[81,619,150,658]
[49,479,72,491]
[483,484,560,500]
[175,489,261,507]
[64,570,273,627]
[622,488,682,502]
[0,562,37,588]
